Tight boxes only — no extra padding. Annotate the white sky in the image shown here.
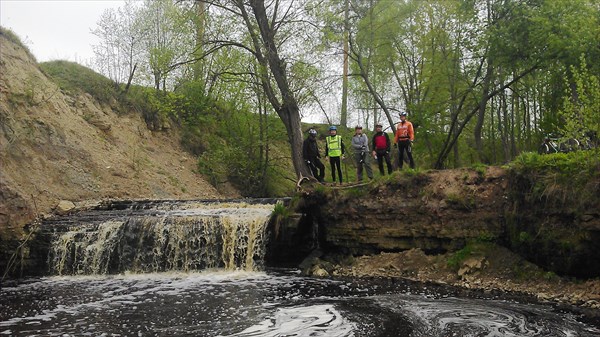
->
[1,0,126,63]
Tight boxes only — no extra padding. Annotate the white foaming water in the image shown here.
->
[222,304,356,337]
[0,271,270,329]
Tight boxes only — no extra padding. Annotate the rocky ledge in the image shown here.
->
[302,246,600,311]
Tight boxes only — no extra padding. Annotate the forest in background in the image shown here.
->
[45,0,600,193]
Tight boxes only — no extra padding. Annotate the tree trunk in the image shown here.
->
[246,0,311,179]
[474,61,493,163]
[433,64,538,169]
[124,63,137,94]
[193,0,207,81]
[340,0,349,127]
[350,41,396,133]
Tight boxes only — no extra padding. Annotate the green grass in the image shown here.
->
[0,27,35,60]
[471,162,487,177]
[39,61,118,104]
[447,244,474,270]
[509,149,600,211]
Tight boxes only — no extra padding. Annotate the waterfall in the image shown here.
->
[46,201,276,275]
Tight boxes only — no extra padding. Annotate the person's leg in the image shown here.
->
[329,157,336,182]
[355,152,363,181]
[314,158,325,182]
[364,153,373,179]
[308,161,318,178]
[384,152,393,174]
[398,144,405,169]
[335,157,343,183]
[407,143,415,168]
[376,151,385,175]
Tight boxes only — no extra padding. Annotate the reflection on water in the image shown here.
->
[1,271,598,337]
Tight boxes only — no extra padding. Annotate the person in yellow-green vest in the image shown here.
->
[324,125,346,184]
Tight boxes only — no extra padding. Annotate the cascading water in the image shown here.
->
[2,199,600,336]
[45,201,276,275]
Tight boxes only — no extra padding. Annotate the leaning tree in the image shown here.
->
[197,0,314,179]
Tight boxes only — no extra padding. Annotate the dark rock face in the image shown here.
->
[315,168,508,255]
[505,173,600,278]
[0,182,36,278]
[298,166,600,278]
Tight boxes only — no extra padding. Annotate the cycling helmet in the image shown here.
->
[308,129,317,135]
[400,112,408,117]
[329,125,337,131]
[355,125,363,130]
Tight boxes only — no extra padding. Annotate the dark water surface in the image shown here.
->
[1,270,598,337]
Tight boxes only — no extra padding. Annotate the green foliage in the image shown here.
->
[198,145,268,196]
[471,163,488,177]
[183,85,294,197]
[447,244,474,270]
[518,231,531,243]
[344,186,369,198]
[121,85,154,115]
[272,202,291,219]
[476,232,496,243]
[445,191,475,211]
[400,168,424,178]
[559,56,600,143]
[509,149,600,210]
[40,61,118,104]
[270,201,293,240]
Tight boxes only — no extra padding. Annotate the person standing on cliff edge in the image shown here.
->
[325,125,345,184]
[371,123,393,175]
[351,125,373,182]
[302,128,325,182]
[394,112,415,169]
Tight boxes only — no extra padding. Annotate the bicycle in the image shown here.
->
[538,135,580,155]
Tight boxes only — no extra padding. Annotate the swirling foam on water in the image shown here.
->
[375,295,599,337]
[1,272,599,337]
[221,304,356,337]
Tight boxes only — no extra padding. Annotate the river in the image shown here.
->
[1,270,598,337]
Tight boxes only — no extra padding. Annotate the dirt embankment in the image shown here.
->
[0,31,235,239]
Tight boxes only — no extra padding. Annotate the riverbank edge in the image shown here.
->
[300,248,600,314]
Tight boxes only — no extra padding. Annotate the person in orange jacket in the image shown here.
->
[394,112,415,169]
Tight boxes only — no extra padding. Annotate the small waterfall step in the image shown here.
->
[40,199,284,276]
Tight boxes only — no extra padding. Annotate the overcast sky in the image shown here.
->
[1,0,126,63]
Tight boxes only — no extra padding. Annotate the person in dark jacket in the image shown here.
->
[302,128,325,182]
[371,124,393,175]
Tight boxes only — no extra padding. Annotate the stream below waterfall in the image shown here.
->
[1,270,599,337]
